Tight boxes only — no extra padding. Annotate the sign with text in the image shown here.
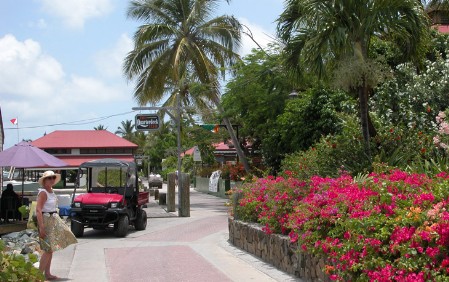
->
[135,114,160,131]
[193,146,202,162]
[209,170,221,192]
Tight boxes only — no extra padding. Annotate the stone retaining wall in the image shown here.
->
[228,218,331,282]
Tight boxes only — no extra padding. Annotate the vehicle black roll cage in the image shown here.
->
[71,158,138,205]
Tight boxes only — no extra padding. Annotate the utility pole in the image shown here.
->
[132,99,190,217]
[175,91,183,216]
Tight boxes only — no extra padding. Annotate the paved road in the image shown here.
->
[51,186,298,282]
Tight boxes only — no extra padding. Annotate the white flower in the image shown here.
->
[434,136,440,145]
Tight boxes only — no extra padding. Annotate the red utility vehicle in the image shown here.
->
[70,159,149,237]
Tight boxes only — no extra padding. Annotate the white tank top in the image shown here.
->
[38,188,58,212]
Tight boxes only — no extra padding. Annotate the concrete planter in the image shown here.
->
[228,218,332,282]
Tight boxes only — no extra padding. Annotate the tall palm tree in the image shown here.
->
[115,120,135,141]
[124,0,251,172]
[278,0,429,156]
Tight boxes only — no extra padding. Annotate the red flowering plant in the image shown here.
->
[235,170,449,281]
[234,171,308,234]
[222,163,247,181]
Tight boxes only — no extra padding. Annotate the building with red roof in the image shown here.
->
[428,7,449,34]
[32,130,138,168]
[183,142,238,164]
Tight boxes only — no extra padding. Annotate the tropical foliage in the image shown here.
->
[0,241,44,281]
[234,170,449,281]
[277,0,430,153]
[124,0,251,171]
[115,120,135,141]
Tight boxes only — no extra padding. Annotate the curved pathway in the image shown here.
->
[51,188,298,282]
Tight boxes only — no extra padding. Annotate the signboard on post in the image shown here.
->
[209,170,221,192]
[135,114,160,131]
[193,146,202,162]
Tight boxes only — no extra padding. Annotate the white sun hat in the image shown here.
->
[38,170,61,186]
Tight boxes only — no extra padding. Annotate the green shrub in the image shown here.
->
[281,113,443,179]
[281,114,370,179]
[0,240,44,282]
[197,166,220,178]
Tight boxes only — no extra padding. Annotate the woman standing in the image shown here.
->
[36,171,77,280]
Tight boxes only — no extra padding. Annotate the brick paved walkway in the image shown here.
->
[51,188,298,282]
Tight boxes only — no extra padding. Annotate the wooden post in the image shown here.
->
[178,173,190,217]
[232,191,243,220]
[167,173,176,212]
[159,193,166,205]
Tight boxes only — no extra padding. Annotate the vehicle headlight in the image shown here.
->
[110,202,119,208]
[74,202,81,208]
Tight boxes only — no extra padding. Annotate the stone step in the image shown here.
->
[0,221,27,235]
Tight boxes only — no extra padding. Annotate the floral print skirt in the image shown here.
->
[39,213,77,252]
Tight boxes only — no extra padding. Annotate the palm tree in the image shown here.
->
[277,0,429,156]
[94,124,107,130]
[115,120,135,141]
[123,0,251,172]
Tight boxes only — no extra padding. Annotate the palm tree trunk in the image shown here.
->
[367,112,377,139]
[358,82,371,158]
[213,100,251,173]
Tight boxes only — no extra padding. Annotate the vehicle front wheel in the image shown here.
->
[114,215,129,237]
[134,209,147,230]
[71,216,84,237]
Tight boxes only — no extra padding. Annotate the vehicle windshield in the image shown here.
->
[92,167,127,188]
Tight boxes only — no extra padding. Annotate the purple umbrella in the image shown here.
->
[0,141,68,201]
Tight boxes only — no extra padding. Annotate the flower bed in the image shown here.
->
[233,170,449,281]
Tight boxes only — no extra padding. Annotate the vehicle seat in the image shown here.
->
[112,187,134,198]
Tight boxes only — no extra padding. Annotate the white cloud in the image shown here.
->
[0,34,130,146]
[94,33,134,78]
[0,34,64,98]
[238,18,276,56]
[28,19,48,29]
[62,75,123,102]
[38,0,114,29]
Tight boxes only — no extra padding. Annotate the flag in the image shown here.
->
[10,118,18,125]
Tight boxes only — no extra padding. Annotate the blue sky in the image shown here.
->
[0,0,283,149]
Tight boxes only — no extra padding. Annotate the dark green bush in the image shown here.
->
[0,240,44,281]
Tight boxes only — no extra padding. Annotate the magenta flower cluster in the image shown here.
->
[235,170,449,281]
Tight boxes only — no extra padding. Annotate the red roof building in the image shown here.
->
[32,130,138,168]
[428,8,449,34]
[183,142,238,164]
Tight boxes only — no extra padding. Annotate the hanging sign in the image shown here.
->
[135,114,160,131]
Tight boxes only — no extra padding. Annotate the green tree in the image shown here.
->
[94,124,107,130]
[145,121,177,171]
[222,45,299,147]
[123,0,250,172]
[277,0,430,156]
[373,36,449,131]
[264,87,355,173]
[115,120,135,141]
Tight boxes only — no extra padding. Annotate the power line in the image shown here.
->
[3,111,136,130]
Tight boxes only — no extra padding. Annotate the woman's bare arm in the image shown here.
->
[36,192,47,238]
